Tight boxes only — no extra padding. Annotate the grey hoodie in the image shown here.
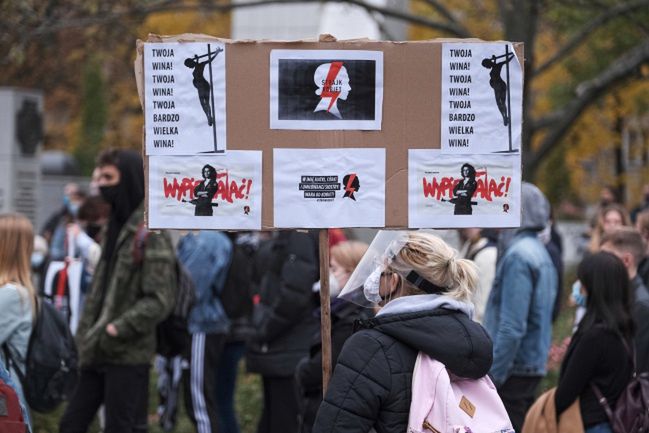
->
[498,182,551,259]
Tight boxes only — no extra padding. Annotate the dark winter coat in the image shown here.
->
[246,231,319,377]
[296,300,373,433]
[313,298,493,433]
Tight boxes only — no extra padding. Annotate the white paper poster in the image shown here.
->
[408,150,521,228]
[273,148,385,228]
[144,42,226,155]
[270,50,383,130]
[148,151,262,230]
[441,42,523,154]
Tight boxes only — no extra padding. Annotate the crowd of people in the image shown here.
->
[1,151,648,433]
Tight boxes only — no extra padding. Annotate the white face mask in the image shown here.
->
[311,274,341,298]
[363,267,383,304]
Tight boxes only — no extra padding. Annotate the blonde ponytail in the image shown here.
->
[387,232,478,303]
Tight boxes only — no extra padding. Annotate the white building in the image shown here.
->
[232,0,407,41]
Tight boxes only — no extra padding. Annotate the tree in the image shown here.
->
[2,0,648,181]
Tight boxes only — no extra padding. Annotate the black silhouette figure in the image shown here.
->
[452,163,478,215]
[187,164,218,216]
[342,174,360,201]
[482,52,515,126]
[185,47,222,126]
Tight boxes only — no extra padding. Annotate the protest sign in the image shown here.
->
[148,151,262,230]
[408,150,521,228]
[136,34,524,230]
[270,50,383,130]
[144,42,226,155]
[273,148,385,228]
[441,42,523,154]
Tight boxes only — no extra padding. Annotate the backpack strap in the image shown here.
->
[591,383,615,423]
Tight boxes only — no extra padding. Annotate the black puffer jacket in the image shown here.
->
[313,302,493,433]
[246,230,320,377]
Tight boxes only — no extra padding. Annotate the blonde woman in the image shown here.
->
[0,214,36,422]
[313,232,492,433]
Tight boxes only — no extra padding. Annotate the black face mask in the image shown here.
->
[85,223,102,240]
[99,185,120,206]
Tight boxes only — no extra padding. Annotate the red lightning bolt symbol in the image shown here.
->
[320,61,343,112]
[345,173,357,200]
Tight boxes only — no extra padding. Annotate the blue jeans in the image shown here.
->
[215,341,246,433]
[586,422,613,433]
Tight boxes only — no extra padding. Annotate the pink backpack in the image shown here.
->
[408,352,513,433]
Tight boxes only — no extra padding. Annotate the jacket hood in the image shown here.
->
[360,294,493,379]
[497,182,550,257]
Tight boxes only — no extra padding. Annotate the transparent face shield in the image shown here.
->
[338,229,453,308]
[338,230,409,308]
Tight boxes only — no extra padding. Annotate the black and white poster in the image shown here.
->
[144,42,226,155]
[441,43,522,154]
[148,151,262,230]
[408,150,521,228]
[273,148,385,227]
[270,50,383,130]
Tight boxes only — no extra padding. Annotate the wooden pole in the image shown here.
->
[319,229,332,396]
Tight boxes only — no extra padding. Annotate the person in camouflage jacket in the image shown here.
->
[60,150,175,433]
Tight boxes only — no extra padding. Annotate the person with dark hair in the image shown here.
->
[246,231,320,433]
[599,227,649,373]
[60,149,176,433]
[185,48,222,127]
[481,52,515,126]
[453,163,477,215]
[555,252,635,433]
[193,164,218,216]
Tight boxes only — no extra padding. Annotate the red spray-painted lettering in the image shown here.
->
[422,170,511,202]
[163,171,253,204]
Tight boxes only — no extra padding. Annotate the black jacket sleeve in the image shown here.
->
[313,331,391,433]
[256,231,319,343]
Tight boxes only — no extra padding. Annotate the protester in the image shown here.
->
[312,232,493,433]
[631,183,649,223]
[42,183,86,261]
[484,182,558,432]
[458,228,497,323]
[599,227,649,373]
[555,252,634,433]
[634,209,649,286]
[588,203,630,253]
[216,232,259,433]
[177,230,232,433]
[246,231,319,433]
[59,149,176,433]
[0,213,36,430]
[295,240,371,433]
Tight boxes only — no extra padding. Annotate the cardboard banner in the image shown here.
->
[144,42,227,155]
[270,50,383,130]
[273,148,385,228]
[441,42,522,154]
[148,151,262,230]
[408,150,521,228]
[137,35,525,229]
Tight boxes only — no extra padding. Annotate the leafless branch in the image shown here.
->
[419,0,470,35]
[534,0,649,76]
[526,38,649,170]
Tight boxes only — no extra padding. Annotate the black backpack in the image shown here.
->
[155,261,196,357]
[3,297,78,413]
[220,240,255,321]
